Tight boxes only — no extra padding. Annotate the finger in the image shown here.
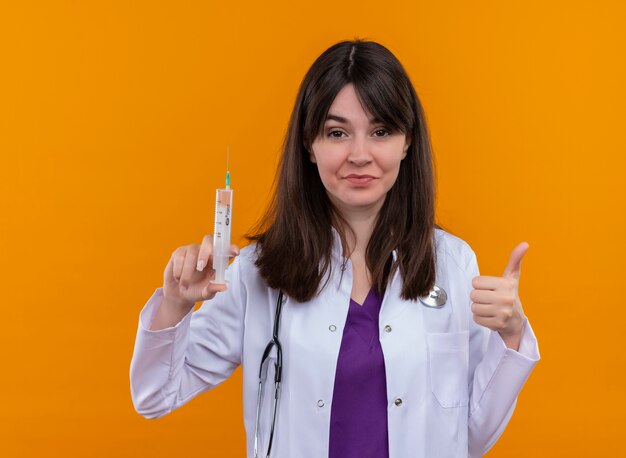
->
[503,241,530,279]
[180,245,199,290]
[471,302,498,318]
[229,244,240,258]
[172,248,186,282]
[197,235,214,272]
[164,256,174,281]
[473,315,501,330]
[471,275,503,291]
[202,281,228,300]
[470,289,497,304]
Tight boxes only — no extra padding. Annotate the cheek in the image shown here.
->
[377,155,404,189]
[315,162,342,191]
[379,154,404,175]
[313,151,343,177]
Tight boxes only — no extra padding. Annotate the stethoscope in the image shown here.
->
[253,290,284,458]
[253,285,447,457]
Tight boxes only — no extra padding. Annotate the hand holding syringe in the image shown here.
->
[158,147,238,313]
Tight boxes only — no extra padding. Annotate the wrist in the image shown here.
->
[499,313,526,339]
[149,294,195,331]
[162,294,194,313]
[498,317,526,351]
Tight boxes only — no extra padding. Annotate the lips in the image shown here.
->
[345,174,376,185]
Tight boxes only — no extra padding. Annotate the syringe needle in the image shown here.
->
[226,145,231,189]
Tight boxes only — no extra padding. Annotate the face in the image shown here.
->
[309,83,411,215]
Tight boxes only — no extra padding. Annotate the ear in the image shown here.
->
[402,135,411,159]
[308,148,317,164]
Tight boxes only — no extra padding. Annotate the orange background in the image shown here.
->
[1,1,625,457]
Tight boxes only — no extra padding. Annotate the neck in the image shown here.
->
[332,200,383,257]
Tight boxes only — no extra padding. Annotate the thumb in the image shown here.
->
[503,241,530,279]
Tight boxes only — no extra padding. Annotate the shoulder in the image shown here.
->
[434,227,476,271]
[231,242,268,286]
[234,242,259,273]
[223,242,268,297]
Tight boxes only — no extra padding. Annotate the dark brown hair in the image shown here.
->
[246,39,438,302]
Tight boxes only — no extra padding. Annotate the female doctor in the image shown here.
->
[130,39,540,457]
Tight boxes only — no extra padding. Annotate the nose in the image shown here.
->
[347,137,372,166]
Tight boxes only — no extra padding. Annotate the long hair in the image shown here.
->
[246,39,437,302]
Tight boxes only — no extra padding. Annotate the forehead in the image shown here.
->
[325,83,376,123]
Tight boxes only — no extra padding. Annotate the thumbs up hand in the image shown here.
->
[470,242,530,350]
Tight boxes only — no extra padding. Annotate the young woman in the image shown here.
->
[130,39,540,458]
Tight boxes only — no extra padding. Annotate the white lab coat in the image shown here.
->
[130,228,540,457]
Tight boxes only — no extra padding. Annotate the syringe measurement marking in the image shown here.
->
[214,204,231,242]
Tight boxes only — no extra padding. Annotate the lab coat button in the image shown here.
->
[384,325,392,333]
[317,399,325,408]
[329,325,337,332]
[394,398,403,406]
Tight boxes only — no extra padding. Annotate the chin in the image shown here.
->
[334,195,387,211]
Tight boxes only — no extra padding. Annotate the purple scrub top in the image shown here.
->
[329,288,389,458]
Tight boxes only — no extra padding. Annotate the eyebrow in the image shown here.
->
[325,113,382,124]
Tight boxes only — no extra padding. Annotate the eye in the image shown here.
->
[328,130,346,138]
[373,128,391,137]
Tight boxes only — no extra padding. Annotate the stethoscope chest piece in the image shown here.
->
[419,284,447,308]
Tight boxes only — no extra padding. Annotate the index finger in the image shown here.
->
[229,243,240,258]
[471,275,502,291]
[196,234,214,272]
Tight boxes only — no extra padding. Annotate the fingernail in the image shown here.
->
[196,260,205,271]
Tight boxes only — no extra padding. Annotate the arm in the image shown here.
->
[465,249,541,457]
[129,254,246,419]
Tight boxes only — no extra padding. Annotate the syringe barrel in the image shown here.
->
[212,187,233,284]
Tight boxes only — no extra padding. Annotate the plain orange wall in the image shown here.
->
[1,1,625,457]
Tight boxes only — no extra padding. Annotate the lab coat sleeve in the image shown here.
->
[465,249,540,458]
[129,254,246,419]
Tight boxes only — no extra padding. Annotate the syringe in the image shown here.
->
[211,146,233,284]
